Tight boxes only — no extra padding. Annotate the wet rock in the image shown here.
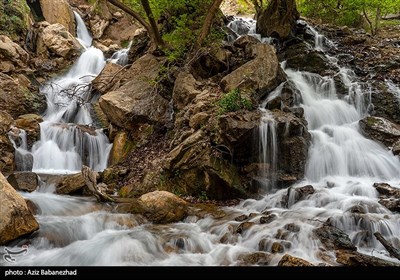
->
[313,223,357,251]
[256,0,300,40]
[335,250,400,266]
[260,214,277,224]
[56,173,86,194]
[39,0,75,35]
[25,199,38,215]
[217,110,261,164]
[378,199,400,213]
[127,29,150,63]
[233,35,260,51]
[172,72,201,110]
[359,116,400,148]
[238,252,272,266]
[283,185,315,208]
[7,172,39,192]
[235,214,248,222]
[0,111,15,176]
[99,54,169,130]
[278,254,314,266]
[14,114,43,149]
[109,131,133,165]
[221,44,285,102]
[393,139,400,156]
[274,229,289,240]
[373,183,400,198]
[284,223,300,233]
[0,172,39,245]
[236,222,255,234]
[271,242,285,253]
[138,191,188,224]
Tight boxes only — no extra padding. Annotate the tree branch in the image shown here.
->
[195,0,224,49]
[374,232,400,261]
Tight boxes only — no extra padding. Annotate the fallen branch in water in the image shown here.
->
[374,232,400,261]
[82,165,115,203]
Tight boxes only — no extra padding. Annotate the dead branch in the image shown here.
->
[374,232,400,261]
[82,165,115,202]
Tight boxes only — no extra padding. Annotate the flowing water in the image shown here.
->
[2,16,400,266]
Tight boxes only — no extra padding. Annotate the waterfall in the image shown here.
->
[108,41,133,66]
[28,12,112,174]
[386,79,400,104]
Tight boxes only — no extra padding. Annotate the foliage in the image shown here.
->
[0,0,29,41]
[218,89,252,114]
[296,0,400,34]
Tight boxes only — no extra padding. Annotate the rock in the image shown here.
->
[359,116,400,147]
[138,191,188,224]
[284,223,300,232]
[7,172,39,192]
[278,254,314,266]
[217,110,261,164]
[0,110,14,133]
[236,222,255,234]
[335,250,400,266]
[220,44,285,101]
[0,111,15,176]
[99,54,169,130]
[271,242,284,253]
[127,29,150,63]
[0,35,29,72]
[15,114,43,149]
[41,23,82,58]
[393,140,400,155]
[313,223,357,251]
[189,112,209,130]
[256,0,300,40]
[56,173,86,194]
[0,73,46,118]
[157,130,248,200]
[373,183,400,198]
[238,252,272,265]
[378,199,400,212]
[234,35,260,50]
[92,62,124,94]
[283,185,315,208]
[260,214,277,224]
[0,172,39,245]
[172,72,201,110]
[90,18,109,40]
[39,0,75,35]
[109,131,133,165]
[235,214,248,222]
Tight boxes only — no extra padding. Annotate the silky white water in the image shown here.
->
[3,18,400,266]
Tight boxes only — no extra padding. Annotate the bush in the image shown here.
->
[218,89,252,114]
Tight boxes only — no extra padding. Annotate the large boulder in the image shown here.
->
[7,172,39,192]
[220,44,285,101]
[0,35,29,73]
[39,0,75,35]
[92,62,124,94]
[172,72,202,110]
[217,110,261,164]
[278,254,314,266]
[40,23,82,58]
[256,0,300,40]
[0,172,39,245]
[359,116,400,149]
[138,191,188,224]
[0,73,46,118]
[56,173,86,195]
[0,111,15,176]
[99,54,169,130]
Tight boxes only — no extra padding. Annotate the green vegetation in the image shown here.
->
[218,89,252,114]
[0,0,29,41]
[297,0,400,35]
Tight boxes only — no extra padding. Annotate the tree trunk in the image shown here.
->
[374,232,400,261]
[374,7,381,36]
[195,0,224,48]
[106,0,160,51]
[140,0,165,47]
[363,7,374,35]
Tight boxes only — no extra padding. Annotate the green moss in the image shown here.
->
[0,0,30,41]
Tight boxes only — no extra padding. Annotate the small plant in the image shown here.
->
[199,190,209,201]
[218,89,252,114]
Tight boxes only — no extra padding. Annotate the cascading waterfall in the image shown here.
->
[3,16,400,266]
[386,79,400,104]
[29,12,112,174]
[108,41,132,66]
